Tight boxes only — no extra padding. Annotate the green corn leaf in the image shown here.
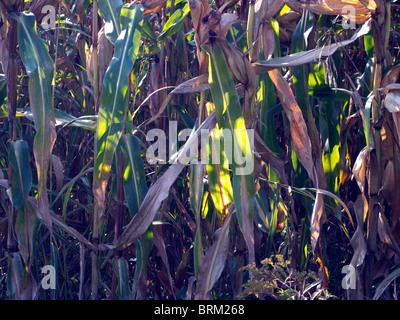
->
[195,209,233,300]
[8,140,37,271]
[190,162,205,277]
[254,187,270,233]
[7,140,32,211]
[119,133,153,299]
[203,43,255,264]
[20,108,96,131]
[292,9,313,115]
[131,229,153,299]
[157,3,190,42]
[119,133,148,217]
[17,12,56,232]
[112,257,131,300]
[206,126,233,226]
[93,3,144,223]
[373,267,400,300]
[98,0,123,44]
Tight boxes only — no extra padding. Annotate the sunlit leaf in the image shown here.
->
[93,2,144,229]
[98,0,123,44]
[203,42,256,264]
[158,3,190,42]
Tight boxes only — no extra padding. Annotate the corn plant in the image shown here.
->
[0,0,400,300]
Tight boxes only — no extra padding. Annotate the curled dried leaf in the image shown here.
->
[171,74,210,94]
[381,160,395,206]
[290,0,376,23]
[51,154,64,192]
[353,146,368,194]
[87,26,114,89]
[350,195,367,268]
[216,38,256,89]
[261,22,275,60]
[383,91,400,144]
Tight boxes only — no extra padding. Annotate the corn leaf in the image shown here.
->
[112,257,131,300]
[115,112,217,250]
[119,133,152,299]
[372,267,400,300]
[203,43,255,264]
[93,3,144,224]
[8,141,37,268]
[7,140,38,299]
[195,209,232,300]
[253,20,371,73]
[7,140,32,211]
[17,12,56,233]
[157,3,190,42]
[190,162,205,277]
[206,127,233,226]
[119,133,148,217]
[98,0,123,44]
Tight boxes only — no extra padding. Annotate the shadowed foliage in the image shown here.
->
[1,0,400,300]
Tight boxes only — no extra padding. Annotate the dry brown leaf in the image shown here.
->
[28,197,94,249]
[87,26,114,91]
[383,90,400,142]
[268,69,315,182]
[310,192,325,251]
[219,12,239,36]
[381,160,394,206]
[216,0,239,12]
[149,58,166,124]
[217,38,256,89]
[276,10,301,31]
[289,0,377,23]
[116,163,185,250]
[261,22,275,60]
[351,195,367,268]
[137,0,167,10]
[251,0,286,62]
[171,74,210,94]
[353,146,368,195]
[253,19,371,73]
[267,68,328,252]
[381,65,400,88]
[51,154,64,192]
[188,0,210,73]
[188,0,210,34]
[347,195,367,299]
[377,211,400,255]
[153,226,175,295]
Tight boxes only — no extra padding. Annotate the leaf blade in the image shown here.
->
[203,42,255,264]
[93,3,144,223]
[17,12,56,232]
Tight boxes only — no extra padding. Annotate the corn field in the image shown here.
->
[0,0,400,300]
